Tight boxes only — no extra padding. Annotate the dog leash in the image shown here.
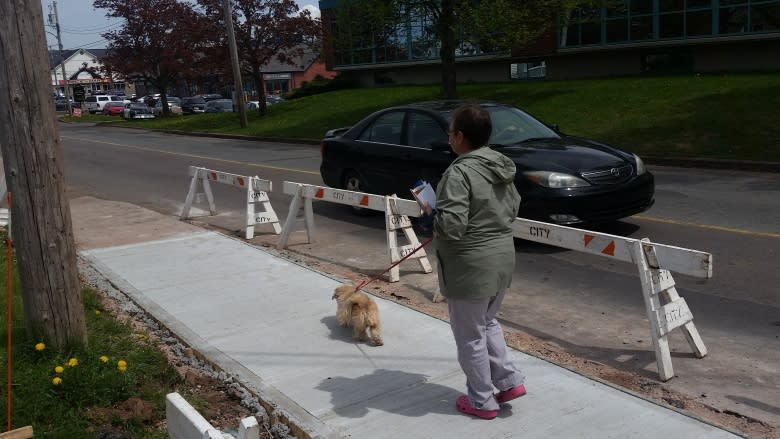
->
[354,236,434,291]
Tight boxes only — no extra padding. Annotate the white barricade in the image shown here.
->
[180,166,281,239]
[513,218,711,381]
[278,181,431,282]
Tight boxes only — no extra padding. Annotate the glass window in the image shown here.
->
[631,15,655,40]
[687,10,713,35]
[607,18,630,42]
[660,13,684,37]
[660,0,685,12]
[687,0,711,8]
[719,6,748,33]
[631,0,654,14]
[359,111,404,144]
[406,113,446,148]
[751,2,780,31]
[510,61,547,79]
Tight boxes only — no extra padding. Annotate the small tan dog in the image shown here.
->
[332,284,383,346]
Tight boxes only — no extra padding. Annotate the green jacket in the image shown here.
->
[433,147,521,300]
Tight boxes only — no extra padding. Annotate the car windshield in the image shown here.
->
[129,104,147,109]
[448,107,560,146]
[186,97,206,104]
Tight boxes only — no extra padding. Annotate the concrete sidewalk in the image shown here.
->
[72,197,743,439]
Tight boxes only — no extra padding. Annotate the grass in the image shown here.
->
[0,230,180,437]
[66,72,780,162]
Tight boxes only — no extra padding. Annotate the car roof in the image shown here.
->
[388,100,504,112]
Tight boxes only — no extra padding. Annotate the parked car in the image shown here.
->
[246,96,284,111]
[204,99,234,113]
[102,101,126,116]
[266,95,284,106]
[200,94,224,102]
[81,95,112,114]
[181,96,207,114]
[121,102,155,120]
[54,97,74,111]
[152,97,183,116]
[319,101,655,225]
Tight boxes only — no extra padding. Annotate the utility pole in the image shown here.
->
[0,0,87,347]
[49,1,72,114]
[50,45,59,96]
[222,0,248,128]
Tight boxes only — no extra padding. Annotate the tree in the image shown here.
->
[0,0,87,348]
[332,0,560,99]
[198,0,321,116]
[94,0,209,116]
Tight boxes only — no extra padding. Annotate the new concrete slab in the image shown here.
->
[81,231,742,439]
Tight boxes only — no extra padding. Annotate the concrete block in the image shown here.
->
[238,416,260,439]
[166,392,214,439]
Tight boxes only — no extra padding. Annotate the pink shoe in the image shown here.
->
[456,395,498,420]
[496,384,527,403]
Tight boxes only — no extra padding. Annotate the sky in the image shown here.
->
[40,0,321,51]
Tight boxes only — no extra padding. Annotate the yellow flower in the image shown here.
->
[137,333,147,340]
[52,377,62,385]
[67,358,79,367]
[95,310,101,315]
[99,356,109,363]
[54,366,64,374]
[117,359,127,368]
[35,343,45,351]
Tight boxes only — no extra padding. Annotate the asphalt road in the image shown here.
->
[59,123,780,428]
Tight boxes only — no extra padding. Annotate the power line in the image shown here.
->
[61,21,124,33]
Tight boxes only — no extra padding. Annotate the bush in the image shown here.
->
[284,74,355,99]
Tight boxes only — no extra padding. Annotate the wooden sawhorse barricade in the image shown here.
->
[278,181,431,282]
[180,166,281,239]
[513,219,711,381]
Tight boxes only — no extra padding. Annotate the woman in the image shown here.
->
[428,103,526,420]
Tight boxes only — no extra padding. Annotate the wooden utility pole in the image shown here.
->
[222,0,248,128]
[0,0,87,347]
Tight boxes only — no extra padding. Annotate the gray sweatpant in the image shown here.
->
[448,289,524,411]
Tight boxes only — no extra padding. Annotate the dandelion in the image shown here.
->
[99,355,109,363]
[118,365,127,373]
[67,358,79,367]
[54,366,64,374]
[137,333,147,340]
[95,310,101,315]
[52,377,62,385]
[35,342,45,351]
[117,359,127,368]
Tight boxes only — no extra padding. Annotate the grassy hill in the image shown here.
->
[77,72,780,162]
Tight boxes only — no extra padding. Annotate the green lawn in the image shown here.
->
[0,231,180,437]
[67,73,780,161]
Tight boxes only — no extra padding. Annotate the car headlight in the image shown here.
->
[633,154,646,175]
[524,171,590,188]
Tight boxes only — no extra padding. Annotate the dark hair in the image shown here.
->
[451,104,492,149]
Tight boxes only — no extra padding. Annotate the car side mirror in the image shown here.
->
[552,124,560,133]
[430,141,451,152]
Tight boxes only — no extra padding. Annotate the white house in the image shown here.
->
[48,48,134,98]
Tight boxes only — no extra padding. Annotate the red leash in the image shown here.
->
[355,237,434,291]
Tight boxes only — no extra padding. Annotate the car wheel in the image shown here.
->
[343,171,373,216]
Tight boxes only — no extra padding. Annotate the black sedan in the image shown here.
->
[319,101,654,225]
[121,103,155,120]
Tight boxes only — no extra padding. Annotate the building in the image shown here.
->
[319,0,780,85]
[259,49,337,94]
[48,48,133,98]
